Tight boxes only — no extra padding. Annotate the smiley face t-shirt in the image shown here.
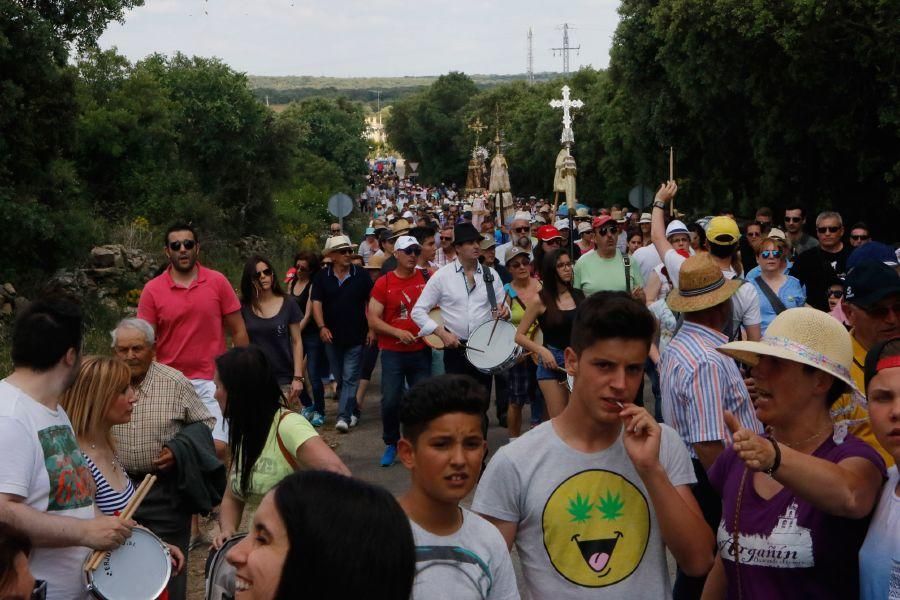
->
[472,421,695,599]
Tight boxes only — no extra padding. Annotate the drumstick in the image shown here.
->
[85,474,156,572]
[465,346,485,353]
[487,291,509,345]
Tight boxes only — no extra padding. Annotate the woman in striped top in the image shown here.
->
[61,356,184,573]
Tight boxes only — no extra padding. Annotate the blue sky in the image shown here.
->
[99,0,621,76]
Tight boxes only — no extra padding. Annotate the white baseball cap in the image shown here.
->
[394,235,420,251]
[554,218,570,230]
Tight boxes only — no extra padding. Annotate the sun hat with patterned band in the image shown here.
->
[718,306,856,391]
[666,254,742,313]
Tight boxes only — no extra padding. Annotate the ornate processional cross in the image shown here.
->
[468,117,487,146]
[549,85,584,146]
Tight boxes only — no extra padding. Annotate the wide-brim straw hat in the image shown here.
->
[666,254,741,313]
[718,307,856,390]
[322,235,355,254]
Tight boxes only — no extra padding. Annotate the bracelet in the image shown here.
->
[652,200,666,210]
[763,435,781,476]
[292,375,305,382]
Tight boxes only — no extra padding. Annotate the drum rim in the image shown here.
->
[466,320,520,373]
[86,527,171,600]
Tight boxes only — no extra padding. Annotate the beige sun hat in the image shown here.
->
[666,254,741,313]
[717,307,856,390]
[365,254,386,270]
[322,235,355,254]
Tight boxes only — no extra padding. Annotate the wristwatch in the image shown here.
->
[652,200,666,210]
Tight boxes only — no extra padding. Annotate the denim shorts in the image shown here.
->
[535,345,567,381]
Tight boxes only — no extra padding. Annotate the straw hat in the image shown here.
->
[666,254,741,313]
[365,254,386,270]
[322,235,355,254]
[718,307,856,389]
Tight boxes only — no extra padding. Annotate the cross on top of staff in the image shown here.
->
[549,85,584,146]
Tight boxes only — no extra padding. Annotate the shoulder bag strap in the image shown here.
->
[275,410,300,470]
[623,254,632,294]
[755,277,788,315]
[482,267,498,312]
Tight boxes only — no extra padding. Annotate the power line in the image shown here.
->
[551,23,580,75]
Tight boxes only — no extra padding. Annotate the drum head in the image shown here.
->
[206,533,247,600]
[466,320,518,372]
[88,528,171,600]
[423,307,445,349]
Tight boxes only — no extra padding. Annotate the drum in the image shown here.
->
[205,533,247,600]
[422,308,445,349]
[86,527,171,600]
[466,319,521,374]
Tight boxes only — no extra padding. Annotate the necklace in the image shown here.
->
[769,423,831,449]
[89,443,122,473]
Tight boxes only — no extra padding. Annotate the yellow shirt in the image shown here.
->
[831,334,893,467]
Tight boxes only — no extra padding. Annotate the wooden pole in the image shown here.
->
[669,146,675,217]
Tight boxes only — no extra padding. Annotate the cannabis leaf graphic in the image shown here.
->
[567,492,594,523]
[597,490,624,521]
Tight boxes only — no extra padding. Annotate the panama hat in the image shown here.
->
[365,254,386,270]
[666,254,741,313]
[390,219,411,238]
[718,307,856,390]
[322,235,355,254]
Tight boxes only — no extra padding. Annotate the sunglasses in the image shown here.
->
[543,239,561,246]
[337,248,353,255]
[746,231,761,238]
[827,289,844,298]
[440,236,453,241]
[785,216,803,223]
[595,225,618,236]
[760,250,783,259]
[513,226,531,233]
[817,226,841,234]
[850,234,870,241]
[508,260,531,269]
[32,580,47,600]
[254,268,273,279]
[399,247,422,256]
[863,302,900,320]
[295,265,309,272]
[168,239,196,251]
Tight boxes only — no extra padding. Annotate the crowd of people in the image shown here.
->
[0,168,898,600]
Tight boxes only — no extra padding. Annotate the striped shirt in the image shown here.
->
[659,321,762,458]
[83,454,134,515]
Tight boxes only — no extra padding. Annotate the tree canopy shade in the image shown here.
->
[385,0,899,230]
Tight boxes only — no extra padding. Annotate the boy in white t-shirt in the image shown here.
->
[472,292,715,599]
[398,375,519,600]
[0,299,134,600]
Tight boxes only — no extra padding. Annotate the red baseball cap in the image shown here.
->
[592,215,614,229]
[536,225,563,242]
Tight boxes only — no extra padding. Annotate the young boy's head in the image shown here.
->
[565,292,656,425]
[398,375,488,504]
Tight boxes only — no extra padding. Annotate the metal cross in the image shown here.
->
[549,85,584,146]
[468,117,487,146]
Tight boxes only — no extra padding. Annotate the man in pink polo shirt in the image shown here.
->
[138,223,248,458]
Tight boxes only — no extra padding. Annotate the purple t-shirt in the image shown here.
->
[709,435,886,599]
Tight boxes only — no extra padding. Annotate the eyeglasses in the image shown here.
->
[850,234,870,241]
[399,247,422,256]
[817,226,841,234]
[168,240,196,251]
[863,302,900,320]
[827,289,844,298]
[760,250,783,259]
[785,216,803,223]
[595,225,617,236]
[556,262,573,269]
[513,227,530,233]
[254,268,273,279]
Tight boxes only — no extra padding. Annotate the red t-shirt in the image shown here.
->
[137,265,241,380]
[370,271,428,352]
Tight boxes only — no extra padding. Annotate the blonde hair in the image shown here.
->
[60,355,131,449]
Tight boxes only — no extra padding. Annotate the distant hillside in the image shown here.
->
[248,72,562,107]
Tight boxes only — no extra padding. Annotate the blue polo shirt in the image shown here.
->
[311,265,373,346]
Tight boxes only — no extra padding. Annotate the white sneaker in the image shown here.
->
[350,415,360,428]
[335,419,349,433]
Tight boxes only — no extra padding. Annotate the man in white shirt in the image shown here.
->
[0,299,134,600]
[412,223,508,391]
